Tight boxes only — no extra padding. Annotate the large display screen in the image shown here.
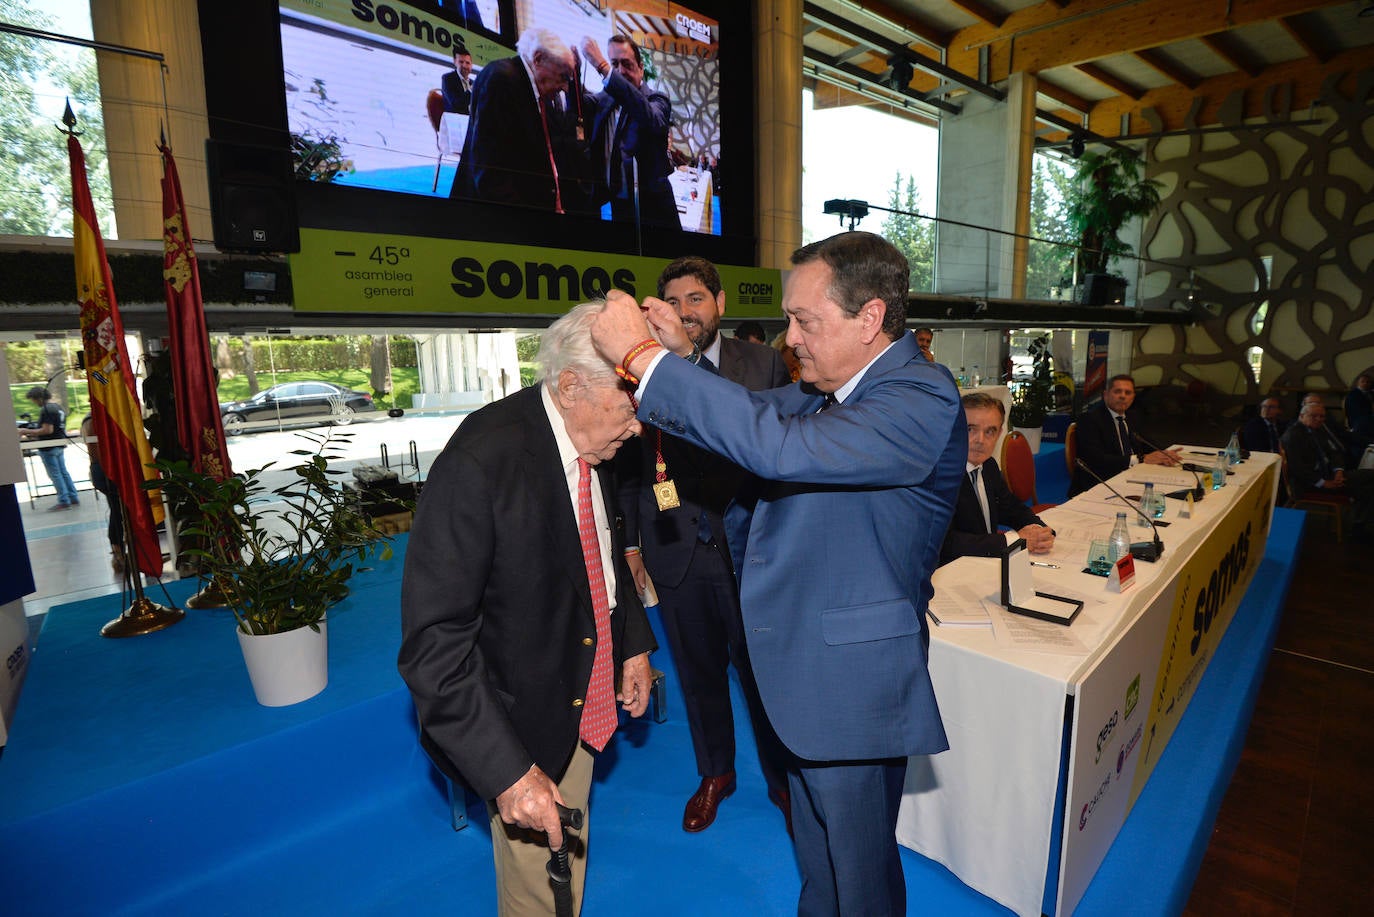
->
[279,0,724,236]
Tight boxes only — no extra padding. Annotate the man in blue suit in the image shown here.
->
[593,231,965,916]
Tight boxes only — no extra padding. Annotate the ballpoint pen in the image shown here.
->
[1029,561,1060,568]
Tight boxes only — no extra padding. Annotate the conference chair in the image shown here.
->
[1064,421,1078,480]
[1000,430,1056,514]
[1280,444,1351,542]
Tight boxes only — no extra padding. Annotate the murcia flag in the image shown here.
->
[68,134,164,577]
[160,142,232,481]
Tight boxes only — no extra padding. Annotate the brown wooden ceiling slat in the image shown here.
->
[1076,62,1147,100]
[1134,48,1203,90]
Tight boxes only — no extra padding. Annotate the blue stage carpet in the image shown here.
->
[0,510,1301,915]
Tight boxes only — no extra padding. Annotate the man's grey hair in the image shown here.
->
[537,301,619,391]
[517,27,570,65]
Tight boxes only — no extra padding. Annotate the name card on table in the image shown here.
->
[1000,539,1084,625]
[1107,553,1136,593]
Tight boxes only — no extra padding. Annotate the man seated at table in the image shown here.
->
[1069,374,1181,496]
[941,392,1054,565]
[1241,396,1287,454]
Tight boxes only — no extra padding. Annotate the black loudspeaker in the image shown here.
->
[205,140,300,253]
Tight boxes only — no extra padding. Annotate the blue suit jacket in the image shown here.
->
[639,332,965,761]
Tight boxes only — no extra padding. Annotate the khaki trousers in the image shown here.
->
[488,743,594,917]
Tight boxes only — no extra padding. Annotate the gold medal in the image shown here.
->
[653,480,680,511]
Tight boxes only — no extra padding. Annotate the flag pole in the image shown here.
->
[101,483,183,638]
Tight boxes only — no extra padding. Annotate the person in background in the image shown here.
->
[19,386,78,510]
[770,330,801,383]
[914,326,935,363]
[399,301,656,916]
[1345,373,1373,439]
[1301,393,1368,463]
[590,230,965,917]
[733,320,767,345]
[79,415,124,574]
[618,256,792,836]
[1069,374,1181,496]
[441,43,475,114]
[940,392,1054,565]
[1282,401,1374,539]
[1241,396,1287,454]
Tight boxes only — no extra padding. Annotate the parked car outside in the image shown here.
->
[219,381,375,434]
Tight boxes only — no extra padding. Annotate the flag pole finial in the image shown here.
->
[59,98,82,137]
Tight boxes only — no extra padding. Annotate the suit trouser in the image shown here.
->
[657,541,789,795]
[788,756,908,917]
[488,743,594,917]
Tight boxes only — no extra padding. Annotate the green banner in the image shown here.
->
[281,0,508,64]
[289,228,784,318]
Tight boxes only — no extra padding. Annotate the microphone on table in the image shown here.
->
[1075,459,1165,563]
[1132,432,1204,501]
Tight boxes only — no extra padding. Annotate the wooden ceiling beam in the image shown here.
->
[945,0,1008,28]
[1082,46,1369,138]
[1036,76,1093,115]
[1279,15,1329,63]
[1201,33,1265,79]
[1076,62,1147,100]
[832,0,951,50]
[946,0,1337,81]
[1134,48,1201,90]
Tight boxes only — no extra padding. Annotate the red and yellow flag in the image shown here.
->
[68,134,164,577]
[160,143,233,481]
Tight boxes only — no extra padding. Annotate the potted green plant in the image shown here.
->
[1066,148,1163,306]
[1008,335,1055,452]
[149,429,394,706]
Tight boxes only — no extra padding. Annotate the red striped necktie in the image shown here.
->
[576,458,616,750]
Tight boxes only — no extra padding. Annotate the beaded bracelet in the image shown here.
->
[616,339,662,386]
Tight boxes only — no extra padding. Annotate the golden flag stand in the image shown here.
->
[101,491,183,638]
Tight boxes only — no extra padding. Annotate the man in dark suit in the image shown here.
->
[1241,396,1287,454]
[1282,401,1374,533]
[450,28,575,211]
[398,302,657,915]
[618,256,791,834]
[1070,373,1182,496]
[593,231,965,916]
[1344,373,1373,439]
[440,44,474,115]
[941,391,1054,565]
[580,34,679,230]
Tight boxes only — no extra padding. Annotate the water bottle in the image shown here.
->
[958,367,968,388]
[1109,512,1131,563]
[1225,431,1241,465]
[971,364,981,387]
[1212,450,1227,489]
[1138,482,1156,527]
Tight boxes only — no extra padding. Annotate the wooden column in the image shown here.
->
[754,0,803,271]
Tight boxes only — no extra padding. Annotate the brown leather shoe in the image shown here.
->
[682,773,736,832]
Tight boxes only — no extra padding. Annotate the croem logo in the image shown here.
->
[1078,774,1111,831]
[450,258,637,301]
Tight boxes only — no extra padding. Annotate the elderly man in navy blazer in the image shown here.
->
[593,231,965,916]
[941,391,1054,565]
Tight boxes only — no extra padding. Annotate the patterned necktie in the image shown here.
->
[818,393,838,413]
[970,466,992,534]
[1267,421,1278,452]
[1115,414,1130,455]
[576,459,616,751]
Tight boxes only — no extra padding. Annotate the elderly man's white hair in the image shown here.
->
[516,27,571,65]
[537,300,619,391]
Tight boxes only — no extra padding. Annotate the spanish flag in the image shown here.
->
[69,134,165,577]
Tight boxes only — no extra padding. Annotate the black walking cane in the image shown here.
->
[547,803,584,917]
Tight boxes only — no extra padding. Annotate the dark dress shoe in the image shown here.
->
[683,772,736,832]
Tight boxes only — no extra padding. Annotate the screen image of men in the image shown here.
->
[618,256,792,834]
[398,302,657,916]
[941,392,1054,565]
[581,34,679,230]
[450,28,576,211]
[1070,373,1181,495]
[592,231,965,916]
[441,44,475,114]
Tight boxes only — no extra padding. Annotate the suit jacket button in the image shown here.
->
[582,637,594,646]
[572,698,584,707]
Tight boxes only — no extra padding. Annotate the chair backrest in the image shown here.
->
[1001,430,1038,506]
[426,89,446,132]
[1065,422,1078,477]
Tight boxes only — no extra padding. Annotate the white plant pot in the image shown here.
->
[237,620,329,707]
[1013,426,1043,454]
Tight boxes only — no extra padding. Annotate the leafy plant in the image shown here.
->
[149,428,394,635]
[1009,335,1055,428]
[1065,148,1163,277]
